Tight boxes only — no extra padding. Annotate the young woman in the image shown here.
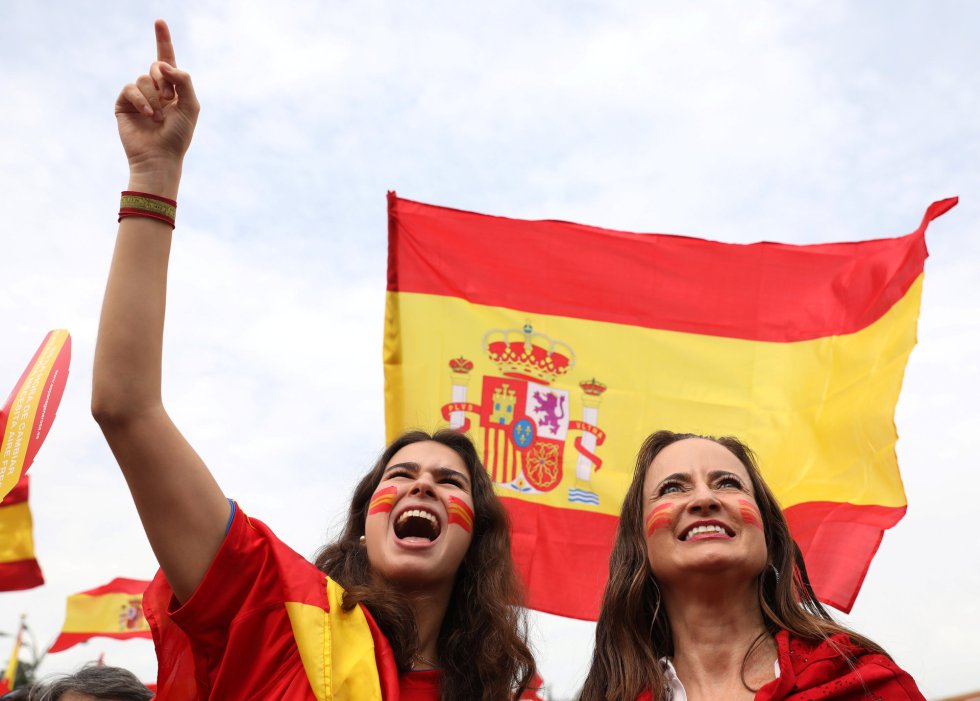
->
[579,430,925,701]
[92,20,534,700]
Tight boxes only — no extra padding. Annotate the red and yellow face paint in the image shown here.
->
[737,499,763,529]
[368,486,397,515]
[645,503,674,537]
[447,496,474,533]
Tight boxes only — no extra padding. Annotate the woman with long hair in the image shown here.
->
[580,430,924,701]
[92,20,534,700]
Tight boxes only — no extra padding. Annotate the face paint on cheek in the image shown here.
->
[447,496,474,533]
[368,486,398,515]
[737,499,763,529]
[645,503,674,537]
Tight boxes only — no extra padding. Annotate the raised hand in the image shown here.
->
[114,20,199,195]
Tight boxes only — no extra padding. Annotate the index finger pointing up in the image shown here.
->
[155,19,177,67]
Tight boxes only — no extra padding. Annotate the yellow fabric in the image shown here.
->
[385,276,922,514]
[0,502,34,564]
[61,591,149,634]
[285,579,382,701]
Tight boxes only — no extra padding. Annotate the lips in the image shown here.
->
[679,520,735,541]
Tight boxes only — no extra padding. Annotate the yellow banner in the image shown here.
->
[385,276,921,516]
[0,329,70,497]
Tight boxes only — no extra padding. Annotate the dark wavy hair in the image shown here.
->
[314,429,535,701]
[580,430,888,701]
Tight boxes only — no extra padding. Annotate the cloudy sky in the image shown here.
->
[2,1,978,697]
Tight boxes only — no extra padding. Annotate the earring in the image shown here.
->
[359,535,366,546]
[769,563,780,582]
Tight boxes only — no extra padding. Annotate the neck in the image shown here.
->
[405,579,454,669]
[661,576,776,696]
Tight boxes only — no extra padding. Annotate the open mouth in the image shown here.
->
[680,522,735,541]
[394,509,442,542]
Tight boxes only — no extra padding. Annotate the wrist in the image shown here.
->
[127,160,183,200]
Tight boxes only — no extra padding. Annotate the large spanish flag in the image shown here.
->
[1,329,71,501]
[384,193,957,619]
[0,476,43,591]
[48,578,153,653]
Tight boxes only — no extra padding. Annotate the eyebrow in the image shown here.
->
[654,470,745,490]
[384,462,471,487]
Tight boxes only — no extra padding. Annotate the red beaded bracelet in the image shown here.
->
[118,191,177,228]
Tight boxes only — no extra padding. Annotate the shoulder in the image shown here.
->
[772,630,925,701]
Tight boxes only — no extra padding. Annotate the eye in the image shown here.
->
[658,480,685,496]
[385,469,413,480]
[716,475,744,490]
[440,475,465,488]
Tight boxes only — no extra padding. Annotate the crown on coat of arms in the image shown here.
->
[482,322,576,384]
[580,378,607,396]
[449,356,474,374]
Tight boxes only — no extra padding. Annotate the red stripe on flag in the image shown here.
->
[75,577,151,597]
[784,502,905,613]
[388,194,957,342]
[501,497,619,620]
[47,631,152,654]
[503,497,906,619]
[0,558,43,592]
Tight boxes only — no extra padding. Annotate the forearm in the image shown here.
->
[92,171,179,421]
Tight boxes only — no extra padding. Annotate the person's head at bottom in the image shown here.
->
[29,665,152,701]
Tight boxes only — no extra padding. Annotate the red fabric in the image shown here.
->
[143,507,403,700]
[388,193,957,343]
[398,670,441,701]
[783,503,905,612]
[502,496,618,619]
[636,630,924,700]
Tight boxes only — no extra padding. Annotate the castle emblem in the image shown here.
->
[441,321,606,505]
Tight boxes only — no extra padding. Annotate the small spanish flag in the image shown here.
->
[0,476,43,591]
[1,329,71,501]
[48,578,153,654]
[385,193,957,618]
[0,616,25,694]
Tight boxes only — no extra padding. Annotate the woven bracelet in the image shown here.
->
[119,191,177,228]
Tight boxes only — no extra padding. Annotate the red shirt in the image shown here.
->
[144,507,440,700]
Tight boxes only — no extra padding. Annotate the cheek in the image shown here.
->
[367,486,397,516]
[737,499,763,529]
[645,503,675,537]
[447,496,474,534]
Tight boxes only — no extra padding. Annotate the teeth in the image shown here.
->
[397,509,439,530]
[685,525,728,540]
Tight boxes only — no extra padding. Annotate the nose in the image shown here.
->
[409,471,437,499]
[686,482,721,514]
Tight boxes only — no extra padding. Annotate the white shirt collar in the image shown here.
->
[660,657,780,700]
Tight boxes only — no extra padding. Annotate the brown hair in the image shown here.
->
[314,429,535,701]
[580,430,888,701]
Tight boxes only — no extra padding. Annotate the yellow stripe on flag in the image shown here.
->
[60,591,150,634]
[0,502,35,564]
[385,275,921,514]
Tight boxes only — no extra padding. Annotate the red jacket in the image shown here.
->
[637,629,924,700]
